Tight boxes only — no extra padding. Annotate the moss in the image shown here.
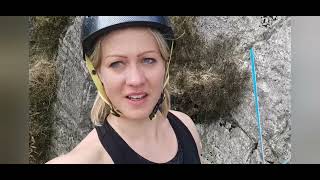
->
[169,16,250,124]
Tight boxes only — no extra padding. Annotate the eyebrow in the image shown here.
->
[137,50,158,57]
[104,50,159,60]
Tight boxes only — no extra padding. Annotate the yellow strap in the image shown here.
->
[85,56,122,116]
[85,57,109,105]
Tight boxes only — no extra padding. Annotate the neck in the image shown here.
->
[107,111,165,141]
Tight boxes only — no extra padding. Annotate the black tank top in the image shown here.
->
[95,112,201,164]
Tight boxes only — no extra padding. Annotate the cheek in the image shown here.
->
[148,65,166,87]
[99,69,122,93]
[159,63,166,82]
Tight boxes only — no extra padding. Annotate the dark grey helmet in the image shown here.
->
[81,16,175,59]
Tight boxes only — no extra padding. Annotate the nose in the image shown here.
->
[126,64,146,87]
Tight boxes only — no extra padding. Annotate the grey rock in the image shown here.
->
[194,16,291,164]
[48,16,95,158]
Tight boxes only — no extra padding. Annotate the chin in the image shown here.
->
[122,109,152,121]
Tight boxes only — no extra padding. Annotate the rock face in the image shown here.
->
[191,16,291,164]
[49,16,291,164]
[48,16,95,157]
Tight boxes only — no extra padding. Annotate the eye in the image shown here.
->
[143,58,156,64]
[110,61,124,68]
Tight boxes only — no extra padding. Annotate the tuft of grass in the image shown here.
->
[29,16,75,62]
[29,16,75,163]
[169,16,250,123]
[29,57,57,164]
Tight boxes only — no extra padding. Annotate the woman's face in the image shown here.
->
[98,27,166,120]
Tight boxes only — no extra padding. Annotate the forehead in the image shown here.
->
[100,27,160,55]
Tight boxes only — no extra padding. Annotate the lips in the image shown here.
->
[126,92,148,102]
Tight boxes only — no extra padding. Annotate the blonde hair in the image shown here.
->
[89,27,172,126]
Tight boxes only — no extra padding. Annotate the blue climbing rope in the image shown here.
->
[249,48,265,164]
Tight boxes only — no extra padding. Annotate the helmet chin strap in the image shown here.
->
[85,56,121,117]
[149,92,165,120]
[85,40,174,120]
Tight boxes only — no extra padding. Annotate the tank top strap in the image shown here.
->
[167,112,201,164]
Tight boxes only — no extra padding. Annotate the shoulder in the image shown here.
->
[169,110,202,156]
[46,128,113,164]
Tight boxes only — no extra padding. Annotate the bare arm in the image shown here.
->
[46,129,113,164]
[46,152,81,164]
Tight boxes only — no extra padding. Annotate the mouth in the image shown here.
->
[126,93,148,102]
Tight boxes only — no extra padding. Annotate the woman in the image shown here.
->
[47,16,202,164]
